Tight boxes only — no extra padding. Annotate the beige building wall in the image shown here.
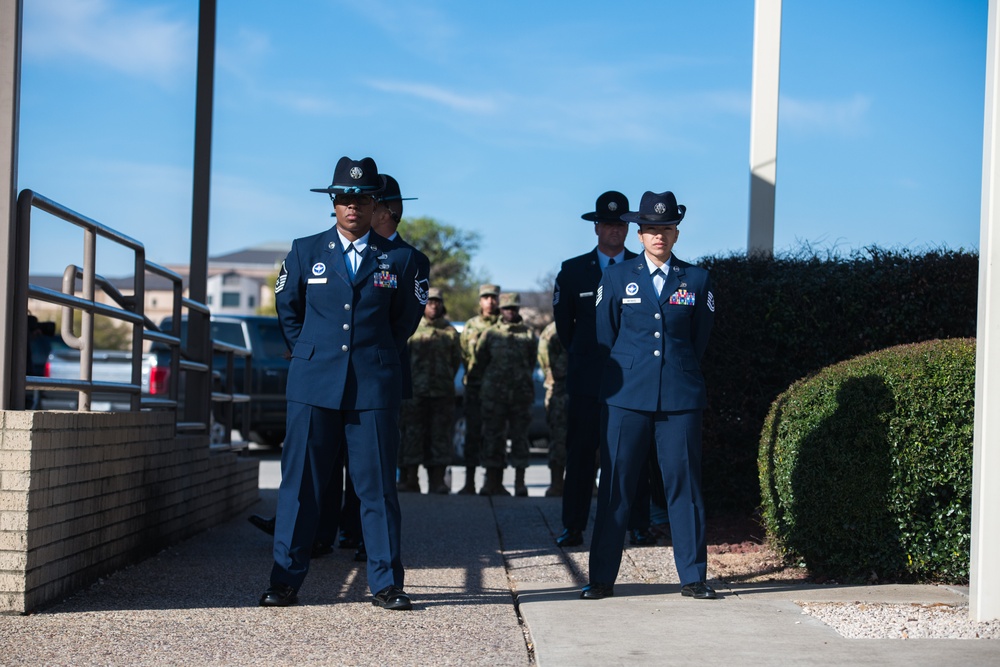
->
[0,410,258,613]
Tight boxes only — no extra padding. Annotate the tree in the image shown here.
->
[257,270,278,316]
[398,217,487,321]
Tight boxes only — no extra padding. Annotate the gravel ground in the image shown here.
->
[798,601,1000,640]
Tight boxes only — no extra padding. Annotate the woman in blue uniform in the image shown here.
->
[583,190,717,601]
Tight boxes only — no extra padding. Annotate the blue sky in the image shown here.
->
[17,0,988,291]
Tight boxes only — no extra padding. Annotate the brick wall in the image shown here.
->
[0,410,259,613]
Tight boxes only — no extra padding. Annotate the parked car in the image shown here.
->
[150,315,290,447]
[39,346,138,411]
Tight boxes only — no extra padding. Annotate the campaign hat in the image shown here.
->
[377,174,417,220]
[581,191,630,223]
[620,191,686,224]
[310,156,383,195]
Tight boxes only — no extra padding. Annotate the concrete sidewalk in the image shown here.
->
[0,455,996,666]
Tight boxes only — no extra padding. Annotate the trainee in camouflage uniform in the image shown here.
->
[398,288,463,494]
[537,320,567,497]
[456,284,501,494]
[468,292,539,496]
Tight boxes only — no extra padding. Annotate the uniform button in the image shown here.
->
[343,324,350,331]
[654,332,661,338]
[654,313,661,320]
[654,350,661,357]
[344,304,351,311]
[341,345,349,352]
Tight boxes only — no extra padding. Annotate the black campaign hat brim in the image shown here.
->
[581,212,630,223]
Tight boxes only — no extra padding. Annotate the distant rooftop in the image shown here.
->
[210,242,289,267]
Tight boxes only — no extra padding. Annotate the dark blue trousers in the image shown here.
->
[271,401,402,594]
[562,395,650,533]
[589,407,706,587]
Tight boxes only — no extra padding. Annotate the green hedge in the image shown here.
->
[698,248,978,513]
[758,338,975,583]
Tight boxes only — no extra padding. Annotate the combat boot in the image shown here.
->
[457,467,478,495]
[479,468,511,496]
[428,466,450,495]
[514,467,528,497]
[396,465,420,493]
[544,465,565,497]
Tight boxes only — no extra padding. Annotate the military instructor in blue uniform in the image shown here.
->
[553,191,650,548]
[582,190,717,601]
[260,156,426,610]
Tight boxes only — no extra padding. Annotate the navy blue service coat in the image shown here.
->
[589,253,715,588]
[271,226,423,594]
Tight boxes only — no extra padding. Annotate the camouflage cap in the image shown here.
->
[479,284,501,297]
[426,287,444,302]
[499,292,521,309]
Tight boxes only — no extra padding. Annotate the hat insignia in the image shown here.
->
[654,202,667,214]
[607,202,618,211]
[350,166,363,180]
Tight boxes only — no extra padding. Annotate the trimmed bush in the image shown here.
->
[698,248,978,513]
[758,338,975,583]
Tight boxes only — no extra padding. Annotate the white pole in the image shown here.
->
[748,0,781,258]
[971,0,1000,624]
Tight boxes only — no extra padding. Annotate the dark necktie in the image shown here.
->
[608,258,616,266]
[652,267,665,296]
[346,244,359,278]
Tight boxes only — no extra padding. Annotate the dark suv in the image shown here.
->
[151,315,290,447]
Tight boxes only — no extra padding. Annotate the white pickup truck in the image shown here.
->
[39,346,150,411]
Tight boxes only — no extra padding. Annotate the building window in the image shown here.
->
[221,292,240,307]
[206,295,213,306]
[248,296,256,308]
[222,273,240,285]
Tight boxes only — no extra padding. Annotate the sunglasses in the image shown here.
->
[331,194,375,207]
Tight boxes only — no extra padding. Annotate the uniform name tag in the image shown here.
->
[669,289,696,306]
[579,291,594,297]
[374,271,398,288]
[622,297,641,304]
[307,277,327,284]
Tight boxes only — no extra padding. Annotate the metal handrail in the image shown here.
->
[12,189,252,450]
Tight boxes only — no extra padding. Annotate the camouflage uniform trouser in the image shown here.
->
[463,383,485,467]
[545,389,567,469]
[399,396,456,467]
[480,397,532,469]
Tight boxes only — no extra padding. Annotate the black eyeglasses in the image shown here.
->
[331,194,374,207]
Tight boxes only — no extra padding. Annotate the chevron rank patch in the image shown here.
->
[274,261,288,294]
[415,277,429,304]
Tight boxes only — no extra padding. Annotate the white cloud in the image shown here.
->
[368,80,500,114]
[23,0,195,87]
[780,93,872,136]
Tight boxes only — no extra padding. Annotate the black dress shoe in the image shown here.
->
[580,583,614,600]
[681,581,718,600]
[629,528,656,546]
[259,583,298,607]
[556,528,584,548]
[372,585,412,610]
[248,515,276,536]
[353,541,367,563]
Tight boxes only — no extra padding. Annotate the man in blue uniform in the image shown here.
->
[260,156,426,610]
[553,191,651,548]
[583,190,717,601]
